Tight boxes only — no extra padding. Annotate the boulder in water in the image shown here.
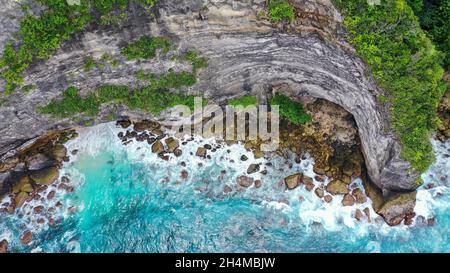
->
[196,147,207,158]
[151,140,165,154]
[247,164,260,174]
[237,176,254,187]
[165,137,180,153]
[0,239,8,253]
[284,173,303,190]
[326,180,349,195]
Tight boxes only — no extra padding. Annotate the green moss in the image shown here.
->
[229,95,258,107]
[333,0,446,172]
[175,50,209,73]
[268,0,295,22]
[270,93,312,125]
[83,56,97,72]
[120,36,172,60]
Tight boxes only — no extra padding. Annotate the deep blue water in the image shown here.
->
[1,123,449,253]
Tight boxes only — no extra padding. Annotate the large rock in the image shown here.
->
[378,191,417,226]
[237,176,254,187]
[151,140,165,154]
[26,153,56,171]
[165,137,179,153]
[325,180,349,195]
[284,173,303,190]
[196,147,207,158]
[30,167,59,186]
[342,194,355,206]
[0,239,8,253]
[247,164,260,174]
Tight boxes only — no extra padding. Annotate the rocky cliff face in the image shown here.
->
[0,0,420,191]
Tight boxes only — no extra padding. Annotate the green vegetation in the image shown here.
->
[270,93,312,125]
[83,57,97,72]
[41,34,208,119]
[39,71,199,117]
[229,95,258,107]
[175,50,209,73]
[0,0,160,94]
[268,0,295,22]
[333,0,446,172]
[407,0,449,70]
[120,36,171,60]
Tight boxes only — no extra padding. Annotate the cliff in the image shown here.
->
[0,0,420,191]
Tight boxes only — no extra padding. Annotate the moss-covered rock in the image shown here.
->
[30,167,59,186]
[165,137,179,153]
[12,174,33,193]
[14,191,29,208]
[151,140,165,154]
[325,179,349,195]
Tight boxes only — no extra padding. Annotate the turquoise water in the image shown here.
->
[0,123,449,252]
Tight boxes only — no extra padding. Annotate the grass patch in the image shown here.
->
[270,93,312,125]
[333,0,446,172]
[39,69,201,118]
[175,50,209,73]
[268,0,295,22]
[120,36,171,60]
[83,57,97,72]
[229,95,258,107]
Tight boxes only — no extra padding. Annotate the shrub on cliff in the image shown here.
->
[229,96,258,107]
[270,93,312,125]
[120,36,172,60]
[268,0,295,22]
[333,0,446,172]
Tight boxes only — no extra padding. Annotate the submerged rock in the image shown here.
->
[21,230,33,245]
[237,176,254,187]
[284,173,303,190]
[0,239,8,253]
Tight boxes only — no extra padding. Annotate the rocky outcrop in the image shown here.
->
[0,0,419,191]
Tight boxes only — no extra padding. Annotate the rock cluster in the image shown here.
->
[0,130,77,211]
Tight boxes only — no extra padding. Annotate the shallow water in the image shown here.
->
[0,122,449,253]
